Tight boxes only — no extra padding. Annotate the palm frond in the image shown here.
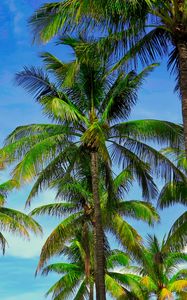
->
[169,280,187,293]
[111,119,184,148]
[106,249,130,269]
[158,181,187,208]
[11,134,66,184]
[0,233,7,254]
[109,214,142,252]
[15,66,58,99]
[118,201,159,225]
[105,273,128,299]
[37,212,83,272]
[30,203,80,218]
[166,211,187,251]
[42,262,81,276]
[110,141,158,200]
[5,124,67,145]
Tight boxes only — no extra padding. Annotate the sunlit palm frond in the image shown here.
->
[0,207,42,235]
[5,124,67,145]
[111,120,183,149]
[11,134,67,184]
[30,203,81,218]
[109,214,142,252]
[105,273,128,299]
[106,249,130,269]
[118,200,159,225]
[37,212,83,272]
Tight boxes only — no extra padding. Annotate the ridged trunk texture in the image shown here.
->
[178,42,187,156]
[91,151,106,300]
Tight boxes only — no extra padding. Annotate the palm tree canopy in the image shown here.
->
[0,37,184,197]
[137,234,187,299]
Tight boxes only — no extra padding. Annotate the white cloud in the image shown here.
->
[5,0,23,34]
[5,231,50,259]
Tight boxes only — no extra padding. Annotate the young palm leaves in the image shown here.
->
[0,37,184,299]
[0,180,42,253]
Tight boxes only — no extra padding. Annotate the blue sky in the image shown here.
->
[0,1,186,299]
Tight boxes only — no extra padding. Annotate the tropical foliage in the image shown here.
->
[0,2,186,299]
[29,0,187,153]
[40,233,144,300]
[137,234,187,300]
[30,165,159,271]
[158,147,187,251]
[0,180,42,253]
[0,36,185,298]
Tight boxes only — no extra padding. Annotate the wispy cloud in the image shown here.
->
[5,232,49,259]
[5,0,23,34]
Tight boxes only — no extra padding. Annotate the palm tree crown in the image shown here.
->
[137,234,187,300]
[29,1,187,154]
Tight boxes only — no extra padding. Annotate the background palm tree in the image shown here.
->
[30,165,159,273]
[30,0,187,154]
[136,234,187,300]
[0,37,184,299]
[40,232,144,300]
[0,180,42,253]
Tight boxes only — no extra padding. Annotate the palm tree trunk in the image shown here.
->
[91,151,106,300]
[177,42,187,156]
[83,222,94,300]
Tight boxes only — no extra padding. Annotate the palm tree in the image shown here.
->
[40,232,144,300]
[30,1,187,154]
[30,164,159,273]
[0,37,184,299]
[136,234,187,300]
[0,180,42,253]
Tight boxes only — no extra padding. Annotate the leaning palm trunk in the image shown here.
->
[177,41,187,155]
[91,151,106,300]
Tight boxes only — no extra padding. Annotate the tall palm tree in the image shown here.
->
[30,1,187,154]
[0,37,184,299]
[0,180,42,253]
[136,234,187,300]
